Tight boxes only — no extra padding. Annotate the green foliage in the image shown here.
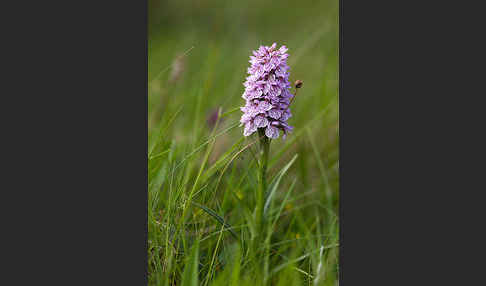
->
[182,240,199,286]
[148,0,339,285]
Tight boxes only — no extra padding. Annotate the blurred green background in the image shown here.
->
[149,0,338,126]
[148,0,339,285]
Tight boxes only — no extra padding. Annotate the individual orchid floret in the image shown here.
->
[240,43,294,139]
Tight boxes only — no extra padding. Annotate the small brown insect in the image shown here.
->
[295,80,303,89]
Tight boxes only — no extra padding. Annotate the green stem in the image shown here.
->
[256,129,270,235]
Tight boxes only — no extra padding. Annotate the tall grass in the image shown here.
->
[148,0,338,284]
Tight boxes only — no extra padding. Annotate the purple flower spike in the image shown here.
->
[240,43,294,139]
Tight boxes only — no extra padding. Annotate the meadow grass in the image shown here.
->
[148,0,338,284]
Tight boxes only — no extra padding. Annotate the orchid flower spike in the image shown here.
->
[240,43,294,139]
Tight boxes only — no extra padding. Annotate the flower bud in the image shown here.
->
[295,80,303,89]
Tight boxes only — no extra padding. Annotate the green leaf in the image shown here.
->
[200,136,245,182]
[182,239,199,286]
[264,154,298,215]
[192,202,239,241]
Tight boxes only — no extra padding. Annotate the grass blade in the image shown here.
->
[181,239,199,286]
[192,202,239,241]
[264,154,298,215]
